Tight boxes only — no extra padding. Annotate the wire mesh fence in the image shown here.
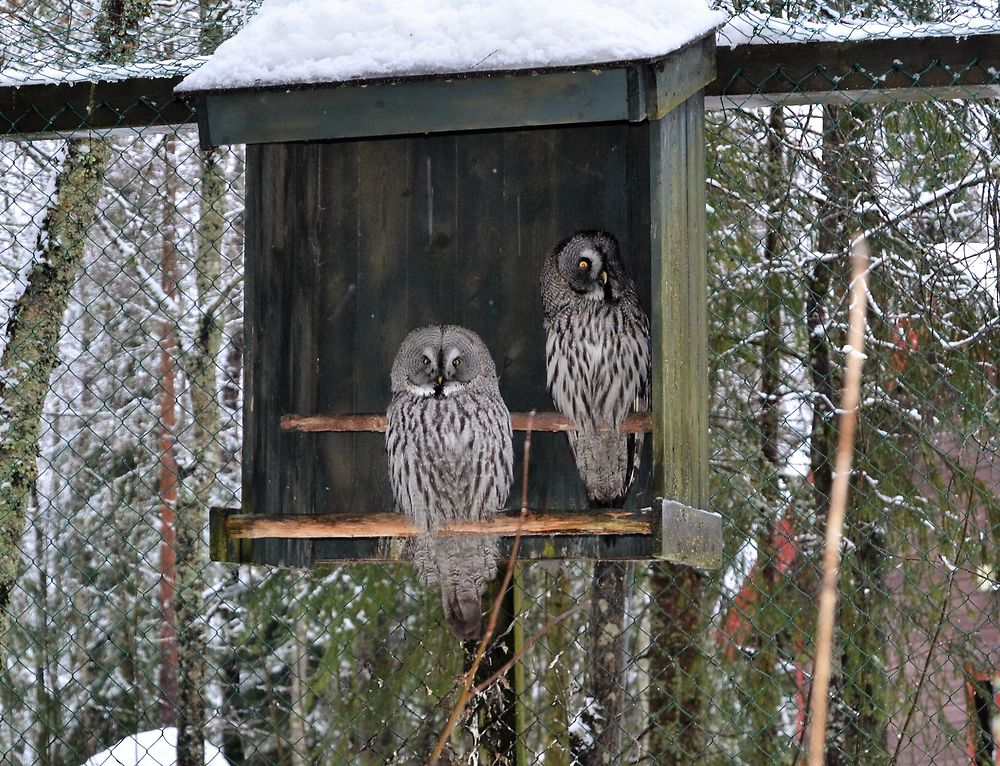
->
[1,1,998,765]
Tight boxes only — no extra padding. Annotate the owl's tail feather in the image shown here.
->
[443,586,484,642]
[569,430,644,507]
[413,536,498,642]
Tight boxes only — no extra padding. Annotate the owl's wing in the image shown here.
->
[545,313,601,431]
[559,304,650,506]
[471,391,514,517]
[386,394,434,532]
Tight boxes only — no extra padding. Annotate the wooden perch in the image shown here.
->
[280,411,653,433]
[224,507,652,540]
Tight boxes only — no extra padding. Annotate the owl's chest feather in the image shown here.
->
[410,395,478,457]
[543,298,650,426]
[549,302,638,372]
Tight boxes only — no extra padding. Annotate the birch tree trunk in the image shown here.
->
[822,104,888,766]
[288,615,310,766]
[172,4,230,760]
[741,106,786,766]
[159,132,181,726]
[219,569,247,765]
[0,137,110,651]
[644,564,708,762]
[32,493,55,766]
[0,0,149,658]
[809,102,888,765]
[474,570,520,766]
[807,103,850,766]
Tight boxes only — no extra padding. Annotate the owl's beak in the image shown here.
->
[599,270,608,285]
[436,374,444,385]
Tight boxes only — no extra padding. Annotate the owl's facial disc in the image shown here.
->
[561,244,609,301]
[406,345,443,397]
[441,343,478,386]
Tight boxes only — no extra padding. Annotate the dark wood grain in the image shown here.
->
[240,122,666,567]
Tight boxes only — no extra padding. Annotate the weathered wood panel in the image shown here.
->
[202,69,631,146]
[242,121,663,566]
[197,38,717,146]
[648,93,710,558]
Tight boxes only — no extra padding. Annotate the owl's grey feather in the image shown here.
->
[540,230,650,506]
[386,325,513,640]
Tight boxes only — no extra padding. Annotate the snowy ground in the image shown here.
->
[82,729,227,766]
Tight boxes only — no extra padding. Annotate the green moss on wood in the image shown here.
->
[0,138,110,649]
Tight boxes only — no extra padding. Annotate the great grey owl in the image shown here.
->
[540,230,651,506]
[386,325,513,641]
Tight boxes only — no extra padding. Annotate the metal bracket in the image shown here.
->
[655,499,723,569]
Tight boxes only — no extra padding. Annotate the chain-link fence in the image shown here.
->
[1,1,998,765]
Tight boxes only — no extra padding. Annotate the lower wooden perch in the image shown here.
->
[280,411,653,433]
[225,507,652,539]
[211,502,722,567]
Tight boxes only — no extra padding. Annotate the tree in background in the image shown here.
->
[0,0,150,658]
[702,70,998,766]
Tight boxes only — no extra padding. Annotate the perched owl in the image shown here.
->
[540,230,651,506]
[386,325,514,641]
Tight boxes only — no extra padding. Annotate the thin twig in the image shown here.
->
[201,272,244,325]
[806,238,870,766]
[427,413,535,765]
[520,411,535,512]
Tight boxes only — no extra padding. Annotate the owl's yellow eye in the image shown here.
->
[421,356,431,365]
[452,357,462,367]
[578,259,590,270]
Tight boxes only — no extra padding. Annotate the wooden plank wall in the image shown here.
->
[243,122,660,566]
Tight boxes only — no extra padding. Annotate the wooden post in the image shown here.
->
[649,91,710,531]
[646,91,712,763]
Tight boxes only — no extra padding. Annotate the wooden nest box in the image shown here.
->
[180,8,724,570]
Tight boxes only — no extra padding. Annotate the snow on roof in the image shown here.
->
[81,728,227,766]
[720,9,1000,48]
[176,0,726,93]
[0,58,203,89]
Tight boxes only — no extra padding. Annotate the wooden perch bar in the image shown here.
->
[280,411,653,433]
[224,508,652,540]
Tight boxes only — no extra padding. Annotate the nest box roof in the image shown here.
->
[178,1,723,147]
[177,0,726,94]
